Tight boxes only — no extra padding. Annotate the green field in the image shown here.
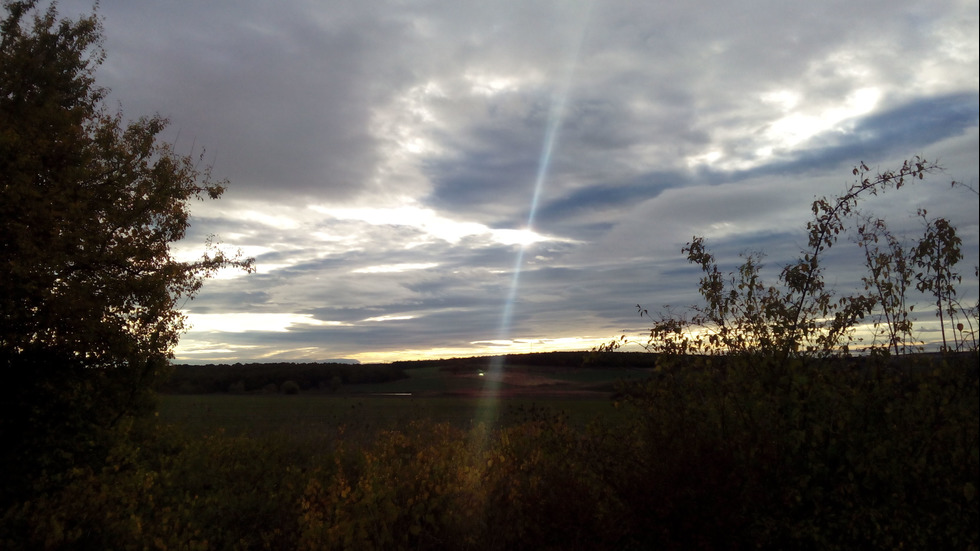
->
[158,393,624,440]
[157,361,646,438]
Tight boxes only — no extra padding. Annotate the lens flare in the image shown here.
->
[473,3,592,429]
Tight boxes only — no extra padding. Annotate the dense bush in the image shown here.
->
[0,415,331,549]
[615,353,978,549]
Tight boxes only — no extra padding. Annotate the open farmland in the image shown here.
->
[157,394,624,440]
[157,355,651,438]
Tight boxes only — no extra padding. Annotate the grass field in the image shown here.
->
[157,394,622,439]
[344,364,650,395]
[157,364,644,439]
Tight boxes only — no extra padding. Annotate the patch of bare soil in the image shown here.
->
[448,370,608,398]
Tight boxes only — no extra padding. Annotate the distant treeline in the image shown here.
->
[160,362,408,394]
[392,351,660,371]
[161,352,660,394]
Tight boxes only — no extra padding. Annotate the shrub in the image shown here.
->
[614,354,979,549]
[599,158,980,548]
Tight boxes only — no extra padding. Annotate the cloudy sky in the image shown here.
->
[61,0,978,363]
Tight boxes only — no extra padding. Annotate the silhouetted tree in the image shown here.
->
[0,1,251,504]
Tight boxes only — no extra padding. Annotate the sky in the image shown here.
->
[60,0,979,363]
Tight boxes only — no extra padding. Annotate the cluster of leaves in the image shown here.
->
[2,358,976,549]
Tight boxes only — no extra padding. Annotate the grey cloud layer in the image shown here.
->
[56,0,979,361]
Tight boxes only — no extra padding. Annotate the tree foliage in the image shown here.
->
[605,157,977,359]
[0,0,251,503]
[592,157,980,549]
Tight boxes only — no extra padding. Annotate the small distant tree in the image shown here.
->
[777,158,941,357]
[855,214,918,355]
[912,210,964,351]
[0,1,252,503]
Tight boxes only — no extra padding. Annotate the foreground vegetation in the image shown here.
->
[2,353,976,550]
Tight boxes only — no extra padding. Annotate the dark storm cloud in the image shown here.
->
[67,0,418,201]
[847,93,979,151]
[533,173,684,231]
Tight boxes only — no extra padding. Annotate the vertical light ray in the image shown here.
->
[474,2,593,428]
